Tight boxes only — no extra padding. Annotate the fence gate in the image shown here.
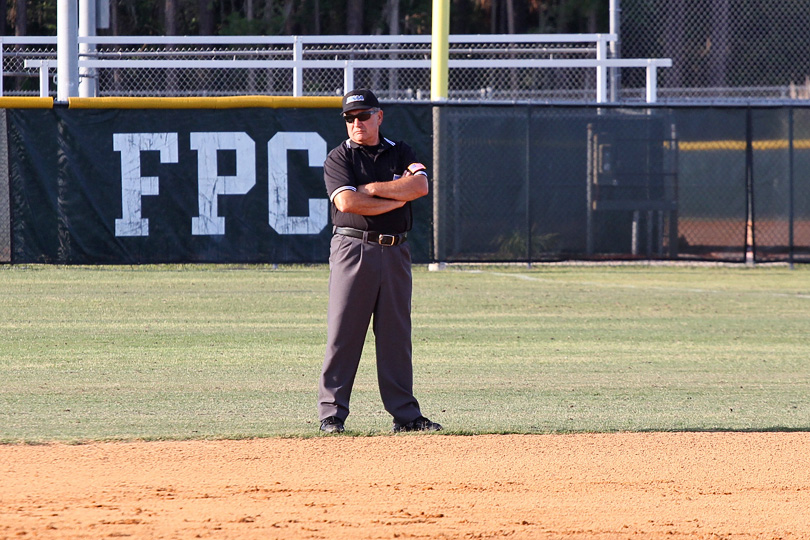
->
[586,114,679,257]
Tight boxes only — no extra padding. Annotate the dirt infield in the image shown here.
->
[2,432,809,540]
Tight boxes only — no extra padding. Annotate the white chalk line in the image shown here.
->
[459,269,810,300]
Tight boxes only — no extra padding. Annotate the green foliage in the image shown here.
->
[7,0,607,37]
[494,226,561,259]
[450,0,490,34]
[220,12,270,36]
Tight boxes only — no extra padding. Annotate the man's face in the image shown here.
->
[344,107,383,146]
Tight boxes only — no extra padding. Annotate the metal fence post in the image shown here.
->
[56,2,79,103]
[39,64,50,97]
[292,36,303,97]
[596,39,608,103]
[646,61,658,103]
[79,0,97,97]
[586,123,595,255]
[57,1,79,102]
[788,107,795,269]
[525,106,532,266]
[343,61,354,94]
[609,0,622,102]
[430,105,447,268]
[745,107,755,265]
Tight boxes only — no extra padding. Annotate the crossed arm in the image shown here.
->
[333,172,429,216]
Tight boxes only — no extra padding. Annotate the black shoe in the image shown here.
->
[320,416,345,433]
[393,416,442,433]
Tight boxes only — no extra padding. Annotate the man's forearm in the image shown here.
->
[358,173,429,202]
[333,190,406,216]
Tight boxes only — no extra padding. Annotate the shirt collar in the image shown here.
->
[346,135,396,151]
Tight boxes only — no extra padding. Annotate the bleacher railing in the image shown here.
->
[1,34,670,103]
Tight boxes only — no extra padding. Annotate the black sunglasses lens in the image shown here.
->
[344,111,373,123]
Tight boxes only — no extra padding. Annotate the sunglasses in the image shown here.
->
[343,108,379,123]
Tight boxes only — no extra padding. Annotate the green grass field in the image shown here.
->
[1,264,808,442]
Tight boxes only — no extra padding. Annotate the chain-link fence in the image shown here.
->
[3,3,810,265]
[432,104,810,264]
[2,35,607,101]
[620,0,810,102]
[0,41,58,97]
[3,103,808,264]
[0,110,10,262]
[5,2,810,103]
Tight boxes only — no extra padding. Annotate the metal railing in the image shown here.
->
[2,34,671,103]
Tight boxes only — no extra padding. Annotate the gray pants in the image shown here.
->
[318,234,422,424]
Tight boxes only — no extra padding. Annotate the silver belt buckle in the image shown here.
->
[378,234,397,246]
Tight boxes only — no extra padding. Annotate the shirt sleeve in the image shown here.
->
[329,185,356,202]
[323,143,356,201]
[396,141,426,177]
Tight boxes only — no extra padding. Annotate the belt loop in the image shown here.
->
[362,231,369,243]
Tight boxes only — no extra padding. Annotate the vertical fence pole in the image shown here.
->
[430,0,450,102]
[78,0,97,97]
[745,107,755,265]
[596,41,607,104]
[586,123,594,255]
[39,64,50,97]
[668,122,679,258]
[57,1,80,102]
[0,41,4,97]
[645,62,658,103]
[525,106,532,266]
[788,107,795,269]
[292,36,303,97]
[609,0,621,102]
[430,105,447,269]
[430,0,451,270]
[343,61,354,94]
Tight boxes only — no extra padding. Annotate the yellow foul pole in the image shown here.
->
[430,0,450,101]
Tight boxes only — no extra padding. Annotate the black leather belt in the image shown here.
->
[333,226,408,246]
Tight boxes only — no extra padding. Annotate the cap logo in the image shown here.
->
[346,95,365,104]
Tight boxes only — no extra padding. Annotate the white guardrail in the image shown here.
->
[2,34,671,103]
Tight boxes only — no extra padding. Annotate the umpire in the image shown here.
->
[317,89,442,434]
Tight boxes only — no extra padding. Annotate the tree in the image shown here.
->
[165,0,178,34]
[346,0,363,34]
[3,0,612,38]
[15,0,26,36]
[383,0,399,34]
[198,0,215,34]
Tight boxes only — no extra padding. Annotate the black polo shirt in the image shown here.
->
[323,135,421,234]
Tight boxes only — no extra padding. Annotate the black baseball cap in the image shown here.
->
[342,89,380,114]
